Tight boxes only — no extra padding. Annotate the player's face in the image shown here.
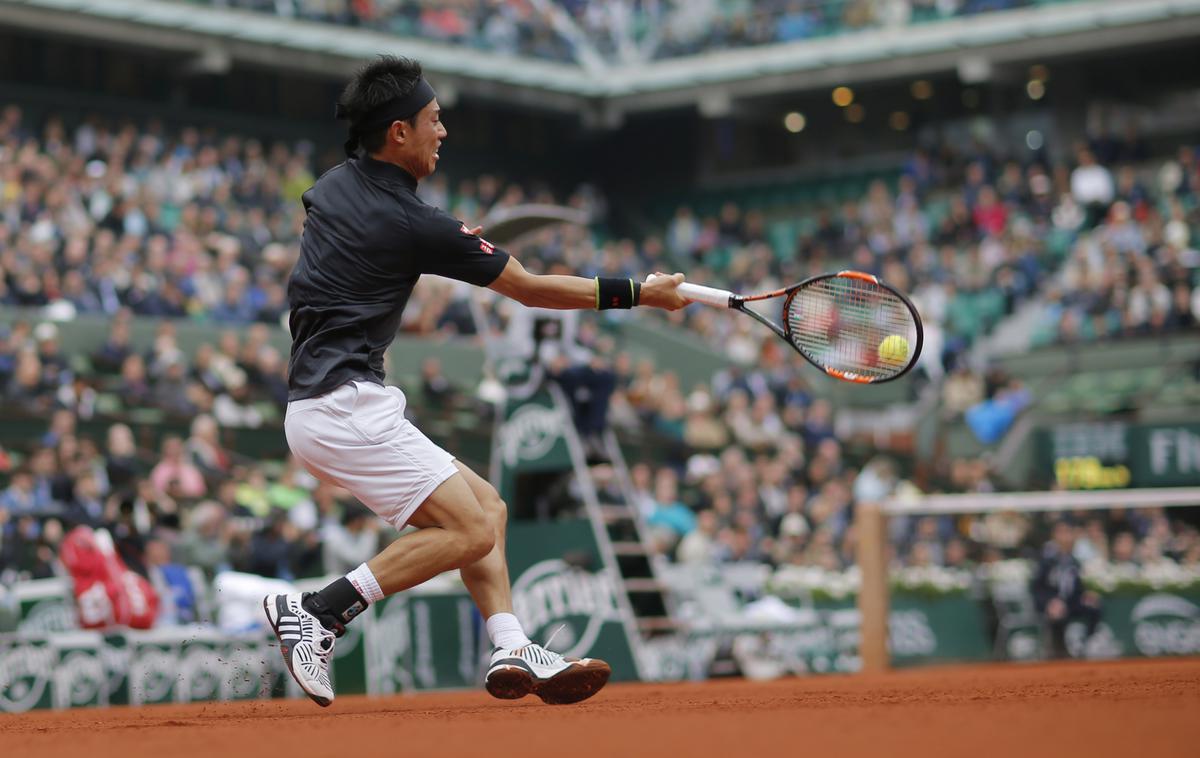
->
[399,99,445,180]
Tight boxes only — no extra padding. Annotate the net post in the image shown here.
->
[856,501,889,674]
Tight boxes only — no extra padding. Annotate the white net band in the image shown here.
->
[881,487,1200,516]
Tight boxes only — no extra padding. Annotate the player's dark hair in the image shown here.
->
[337,55,424,154]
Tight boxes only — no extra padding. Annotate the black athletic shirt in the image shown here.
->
[286,155,510,401]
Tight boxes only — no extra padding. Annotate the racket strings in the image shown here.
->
[786,276,917,381]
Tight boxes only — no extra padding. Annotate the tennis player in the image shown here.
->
[263,55,686,707]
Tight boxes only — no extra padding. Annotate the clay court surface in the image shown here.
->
[3,658,1199,758]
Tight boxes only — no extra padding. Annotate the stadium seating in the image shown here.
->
[4,97,1198,591]
[190,0,1087,64]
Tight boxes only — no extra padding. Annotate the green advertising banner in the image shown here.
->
[331,615,372,697]
[506,519,641,681]
[0,635,58,712]
[1094,590,1200,657]
[296,576,483,696]
[0,628,287,713]
[3,576,1200,712]
[1039,422,1200,489]
[117,629,287,706]
[1128,425,1200,487]
[493,391,572,503]
[50,632,109,709]
[368,589,483,694]
[1039,422,1134,489]
[637,593,990,680]
[14,578,76,634]
[890,594,992,664]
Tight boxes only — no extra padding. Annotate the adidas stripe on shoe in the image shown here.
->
[264,593,337,707]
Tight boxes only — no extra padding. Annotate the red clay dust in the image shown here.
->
[3,658,1197,758]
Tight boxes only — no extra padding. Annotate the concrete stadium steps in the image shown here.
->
[1037,367,1169,415]
[999,336,1200,416]
[993,334,1200,379]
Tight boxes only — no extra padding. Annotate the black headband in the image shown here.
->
[336,77,437,157]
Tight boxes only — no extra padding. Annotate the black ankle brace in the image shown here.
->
[303,577,368,635]
[301,592,349,637]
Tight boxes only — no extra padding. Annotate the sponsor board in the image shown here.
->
[494,392,574,506]
[511,558,622,660]
[8,562,1199,712]
[0,629,288,713]
[1133,426,1200,487]
[636,604,949,681]
[0,637,56,712]
[51,633,108,709]
[368,591,482,695]
[497,394,569,470]
[1127,593,1200,656]
[3,577,484,712]
[15,578,77,634]
[1038,422,1200,488]
[507,520,641,680]
[122,630,287,706]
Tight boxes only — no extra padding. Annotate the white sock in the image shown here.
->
[346,563,385,604]
[486,612,532,650]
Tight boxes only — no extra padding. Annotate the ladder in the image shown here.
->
[597,427,680,637]
[545,386,680,652]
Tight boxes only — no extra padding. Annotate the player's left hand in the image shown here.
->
[466,225,483,236]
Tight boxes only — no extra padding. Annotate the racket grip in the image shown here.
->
[646,275,733,308]
[676,282,734,308]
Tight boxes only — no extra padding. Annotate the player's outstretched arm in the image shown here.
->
[488,256,688,311]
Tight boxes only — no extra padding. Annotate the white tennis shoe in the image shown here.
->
[485,643,611,705]
[264,593,337,707]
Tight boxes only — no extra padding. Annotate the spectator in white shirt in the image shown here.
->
[1070,148,1114,227]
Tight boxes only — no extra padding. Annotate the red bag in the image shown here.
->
[59,526,159,630]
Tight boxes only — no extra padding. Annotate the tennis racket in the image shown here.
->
[656,270,923,384]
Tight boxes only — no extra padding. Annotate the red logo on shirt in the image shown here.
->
[459,222,493,253]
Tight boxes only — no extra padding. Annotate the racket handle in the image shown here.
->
[678,283,734,308]
[646,275,734,308]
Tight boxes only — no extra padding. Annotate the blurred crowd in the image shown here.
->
[0,104,573,333]
[198,0,576,62]
[0,409,390,592]
[3,100,1199,614]
[0,318,398,599]
[1,313,290,424]
[623,436,1200,578]
[518,122,1197,573]
[194,0,1060,64]
[634,0,1044,61]
[7,100,1195,373]
[0,105,306,325]
[1037,144,1200,344]
[506,135,1198,387]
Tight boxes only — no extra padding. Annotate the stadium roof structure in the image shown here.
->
[2,0,1199,124]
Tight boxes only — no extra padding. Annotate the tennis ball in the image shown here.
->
[878,335,909,363]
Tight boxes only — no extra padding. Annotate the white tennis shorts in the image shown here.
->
[284,381,459,529]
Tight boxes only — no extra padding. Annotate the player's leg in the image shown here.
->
[263,471,492,707]
[363,472,494,594]
[267,382,606,705]
[445,461,612,704]
[269,456,609,706]
[435,461,514,620]
[265,383,492,706]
